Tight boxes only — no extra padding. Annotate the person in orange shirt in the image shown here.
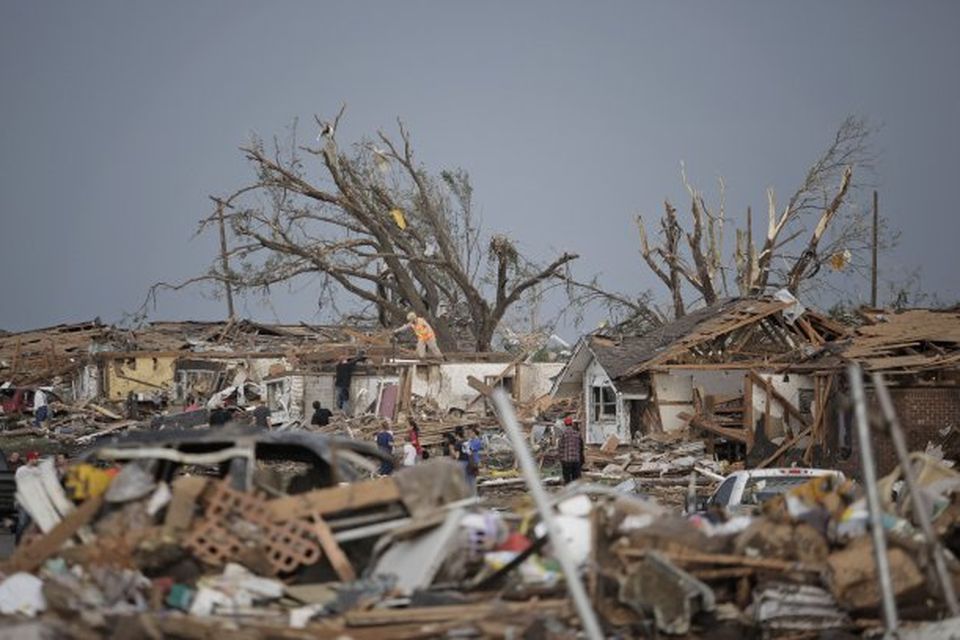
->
[394,312,443,359]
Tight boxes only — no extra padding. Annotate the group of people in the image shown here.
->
[373,420,483,486]
[375,419,427,475]
[6,450,70,542]
[6,450,68,478]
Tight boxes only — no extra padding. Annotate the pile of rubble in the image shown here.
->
[0,427,582,637]
[4,391,960,637]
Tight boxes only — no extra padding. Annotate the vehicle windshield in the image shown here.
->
[741,476,817,505]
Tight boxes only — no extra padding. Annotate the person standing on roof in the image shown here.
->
[393,312,443,359]
[558,416,584,484]
[334,351,366,413]
[33,388,49,429]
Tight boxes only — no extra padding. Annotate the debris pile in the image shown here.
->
[3,412,960,637]
[0,428,582,637]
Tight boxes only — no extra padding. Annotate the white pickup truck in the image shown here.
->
[703,468,845,512]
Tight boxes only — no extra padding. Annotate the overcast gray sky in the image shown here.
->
[1,1,958,335]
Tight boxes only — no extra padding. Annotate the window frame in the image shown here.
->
[591,384,618,421]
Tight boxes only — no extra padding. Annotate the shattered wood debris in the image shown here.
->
[2,404,960,638]
[2,302,960,637]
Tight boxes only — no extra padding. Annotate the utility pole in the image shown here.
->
[871,190,879,308]
[214,199,236,320]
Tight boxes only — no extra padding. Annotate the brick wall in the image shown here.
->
[833,386,960,479]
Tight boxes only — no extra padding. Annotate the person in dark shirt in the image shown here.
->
[443,432,459,459]
[252,404,271,428]
[334,351,366,412]
[375,421,394,475]
[310,401,333,427]
[209,406,231,426]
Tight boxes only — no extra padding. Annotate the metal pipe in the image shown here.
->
[491,389,604,640]
[848,364,898,635]
[872,371,960,615]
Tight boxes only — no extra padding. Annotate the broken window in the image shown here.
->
[484,374,515,396]
[591,385,617,421]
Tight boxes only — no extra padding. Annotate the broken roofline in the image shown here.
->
[605,296,841,377]
[786,308,960,375]
[549,295,848,396]
[91,350,522,362]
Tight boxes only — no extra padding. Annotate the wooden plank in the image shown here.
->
[345,599,569,627]
[88,403,123,420]
[267,477,401,521]
[747,371,810,430]
[756,426,812,469]
[693,567,754,580]
[164,476,209,536]
[73,420,139,444]
[5,495,104,573]
[311,514,356,581]
[616,548,823,573]
[680,412,751,446]
[465,354,526,408]
[764,377,773,435]
[466,375,495,397]
[743,374,754,431]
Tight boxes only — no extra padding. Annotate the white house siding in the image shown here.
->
[410,363,504,412]
[650,369,814,434]
[349,374,401,416]
[302,373,335,416]
[584,358,625,444]
[71,364,101,402]
[652,370,747,432]
[517,362,565,405]
[288,375,305,420]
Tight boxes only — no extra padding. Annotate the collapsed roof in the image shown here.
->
[553,295,848,396]
[793,308,960,374]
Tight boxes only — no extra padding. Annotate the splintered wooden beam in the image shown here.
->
[465,353,527,408]
[311,514,356,581]
[679,411,751,446]
[345,599,569,627]
[756,426,812,469]
[466,375,495,397]
[615,548,823,573]
[746,370,810,431]
[629,300,792,375]
[5,495,104,573]
[267,477,401,521]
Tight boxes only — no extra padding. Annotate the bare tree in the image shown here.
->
[637,116,878,316]
[142,109,578,351]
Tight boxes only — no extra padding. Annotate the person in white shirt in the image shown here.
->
[402,435,418,467]
[33,388,49,429]
[14,451,41,541]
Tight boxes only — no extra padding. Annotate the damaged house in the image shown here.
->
[264,356,564,422]
[789,307,960,475]
[0,317,564,429]
[551,295,847,462]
